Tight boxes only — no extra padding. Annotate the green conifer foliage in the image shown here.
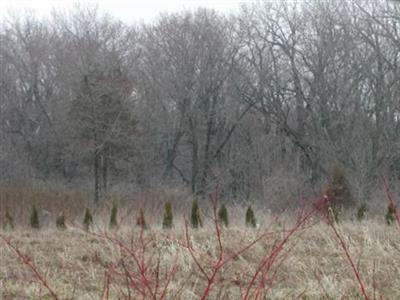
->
[245,206,257,228]
[191,199,202,229]
[356,203,368,222]
[218,204,229,227]
[162,201,173,229]
[30,205,40,229]
[109,203,118,229]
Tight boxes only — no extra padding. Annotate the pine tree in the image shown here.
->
[109,203,118,229]
[30,205,40,229]
[83,208,93,231]
[191,199,202,229]
[218,204,229,227]
[245,206,257,228]
[56,212,66,230]
[162,201,173,229]
[356,203,368,222]
[136,208,147,230]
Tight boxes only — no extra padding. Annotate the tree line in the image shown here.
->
[1,0,400,206]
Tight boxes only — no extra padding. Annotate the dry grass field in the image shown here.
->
[1,184,400,299]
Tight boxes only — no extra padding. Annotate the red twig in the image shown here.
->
[317,196,370,300]
[383,179,400,231]
[0,235,59,300]
[242,205,316,300]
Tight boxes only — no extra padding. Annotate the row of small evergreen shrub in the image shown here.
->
[2,200,397,231]
[1,200,258,231]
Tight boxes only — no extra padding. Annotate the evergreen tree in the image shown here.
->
[245,206,257,228]
[162,201,173,229]
[191,199,202,229]
[356,203,368,222]
[218,204,229,227]
[30,205,40,229]
[109,203,118,229]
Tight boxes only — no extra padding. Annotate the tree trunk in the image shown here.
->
[94,148,100,203]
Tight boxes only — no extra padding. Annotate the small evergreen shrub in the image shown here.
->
[245,206,257,228]
[83,208,93,231]
[56,212,66,230]
[136,208,147,229]
[109,203,118,229]
[30,205,40,229]
[385,203,396,226]
[218,204,229,227]
[191,199,202,229]
[356,203,368,222]
[3,209,14,231]
[162,201,173,229]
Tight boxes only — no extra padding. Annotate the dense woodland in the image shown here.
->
[1,0,400,207]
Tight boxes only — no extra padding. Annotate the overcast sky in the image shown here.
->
[0,0,246,23]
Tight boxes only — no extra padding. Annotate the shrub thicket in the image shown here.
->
[324,163,354,210]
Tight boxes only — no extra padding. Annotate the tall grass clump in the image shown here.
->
[30,205,40,229]
[109,203,118,229]
[245,206,257,228]
[191,199,202,229]
[162,201,173,229]
[83,208,93,231]
[217,204,228,227]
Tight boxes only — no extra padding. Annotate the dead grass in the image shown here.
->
[1,184,399,299]
[1,219,399,299]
